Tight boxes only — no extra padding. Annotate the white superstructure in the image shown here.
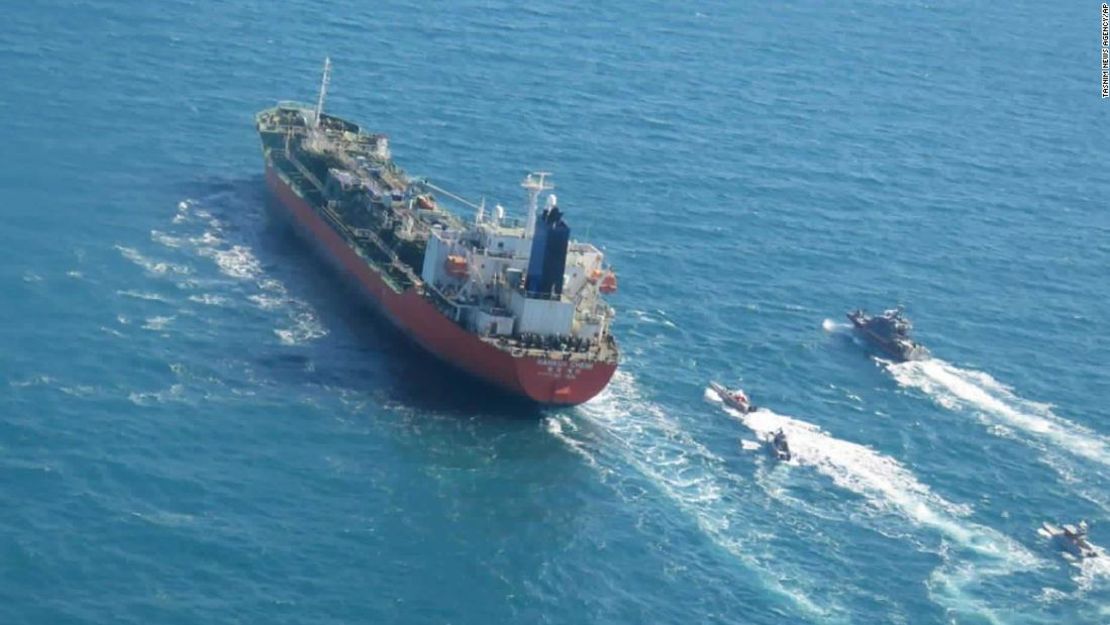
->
[419,174,616,341]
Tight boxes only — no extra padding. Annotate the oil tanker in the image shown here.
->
[254,59,619,405]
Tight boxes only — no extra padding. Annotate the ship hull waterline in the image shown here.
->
[263,162,617,405]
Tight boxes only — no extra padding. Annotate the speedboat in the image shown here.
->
[710,381,756,414]
[846,307,929,362]
[770,428,791,461]
[1042,520,1098,558]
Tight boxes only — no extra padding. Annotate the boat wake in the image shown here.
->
[886,359,1110,471]
[707,386,1041,623]
[1036,526,1110,597]
[115,245,193,277]
[740,439,762,451]
[707,387,1029,556]
[1071,549,1110,595]
[137,197,328,347]
[548,372,844,621]
[626,308,678,328]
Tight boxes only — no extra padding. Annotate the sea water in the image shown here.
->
[2,1,1108,623]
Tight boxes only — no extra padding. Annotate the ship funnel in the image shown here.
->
[525,205,570,298]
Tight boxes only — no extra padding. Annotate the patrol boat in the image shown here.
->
[1041,521,1099,558]
[710,381,755,413]
[709,382,792,461]
[770,429,792,461]
[846,307,929,362]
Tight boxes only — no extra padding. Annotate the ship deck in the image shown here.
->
[258,103,619,368]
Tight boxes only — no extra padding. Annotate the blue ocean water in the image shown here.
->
[2,1,1108,623]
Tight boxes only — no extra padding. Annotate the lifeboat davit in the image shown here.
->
[445,255,468,278]
[599,271,618,294]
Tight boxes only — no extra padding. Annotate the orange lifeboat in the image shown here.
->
[416,195,436,210]
[444,255,468,278]
[599,271,618,294]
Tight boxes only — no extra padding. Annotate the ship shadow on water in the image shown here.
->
[182,175,544,419]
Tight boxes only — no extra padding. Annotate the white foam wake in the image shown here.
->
[626,308,678,328]
[154,208,261,282]
[556,372,842,621]
[115,245,192,276]
[274,311,327,345]
[887,359,1110,469]
[147,199,328,346]
[707,386,1041,624]
[544,415,599,468]
[208,245,263,280]
[1036,527,1110,596]
[1072,546,1110,595]
[188,293,230,306]
[706,387,1032,559]
[141,316,175,331]
[117,290,171,303]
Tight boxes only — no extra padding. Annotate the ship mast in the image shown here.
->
[313,57,332,128]
[521,172,553,238]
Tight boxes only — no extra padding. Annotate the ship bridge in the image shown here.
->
[418,173,616,346]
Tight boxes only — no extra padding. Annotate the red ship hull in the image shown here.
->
[264,163,617,405]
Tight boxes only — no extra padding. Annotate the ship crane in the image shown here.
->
[313,56,332,128]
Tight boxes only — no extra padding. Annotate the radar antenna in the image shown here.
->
[313,57,332,128]
[521,172,554,239]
